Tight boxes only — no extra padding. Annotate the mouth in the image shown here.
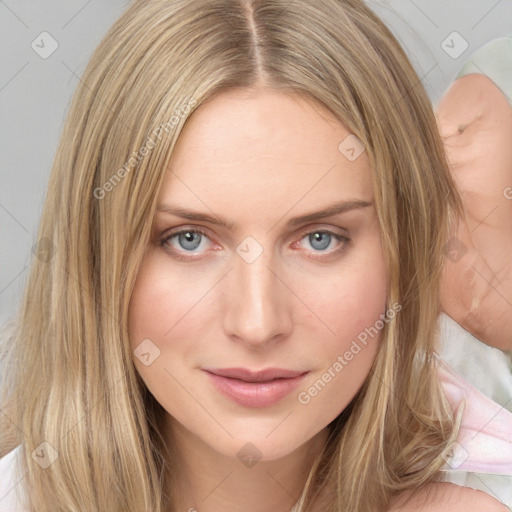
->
[203,367,308,382]
[202,367,309,408]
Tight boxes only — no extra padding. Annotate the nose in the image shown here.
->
[222,245,293,348]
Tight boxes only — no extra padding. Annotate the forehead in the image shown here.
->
[157,89,373,215]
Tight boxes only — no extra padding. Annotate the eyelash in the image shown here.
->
[158,227,350,262]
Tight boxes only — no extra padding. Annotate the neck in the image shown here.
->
[164,417,329,512]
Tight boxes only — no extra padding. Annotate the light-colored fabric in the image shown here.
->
[434,313,512,509]
[455,34,512,107]
[437,312,512,414]
[436,354,512,475]
[0,444,28,512]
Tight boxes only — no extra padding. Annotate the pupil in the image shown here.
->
[311,232,330,250]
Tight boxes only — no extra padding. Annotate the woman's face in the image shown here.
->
[128,89,388,461]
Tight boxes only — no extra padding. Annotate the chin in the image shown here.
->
[213,423,321,464]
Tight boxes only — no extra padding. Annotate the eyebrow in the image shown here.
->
[156,199,373,231]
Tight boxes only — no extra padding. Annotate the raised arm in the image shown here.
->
[435,72,512,351]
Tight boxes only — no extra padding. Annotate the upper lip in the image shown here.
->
[203,367,308,382]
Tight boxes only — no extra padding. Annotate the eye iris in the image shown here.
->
[309,232,331,251]
[179,231,201,251]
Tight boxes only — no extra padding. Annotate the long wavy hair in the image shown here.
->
[0,0,464,510]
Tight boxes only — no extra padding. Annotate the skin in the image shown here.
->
[127,86,510,512]
[436,73,512,351]
[387,482,509,511]
[393,73,512,512]
[128,89,389,512]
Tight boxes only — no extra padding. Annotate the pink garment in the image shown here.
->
[436,355,512,475]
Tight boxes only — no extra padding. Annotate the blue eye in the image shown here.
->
[160,228,210,256]
[298,230,350,260]
[308,232,334,251]
[159,228,349,261]
[174,231,203,251]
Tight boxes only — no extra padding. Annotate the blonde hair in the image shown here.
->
[0,0,464,510]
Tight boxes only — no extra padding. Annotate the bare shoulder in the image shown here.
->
[386,482,509,511]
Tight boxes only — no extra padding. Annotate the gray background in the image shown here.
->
[1,0,512,328]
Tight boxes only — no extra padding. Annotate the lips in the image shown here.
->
[203,367,307,382]
[202,367,309,408]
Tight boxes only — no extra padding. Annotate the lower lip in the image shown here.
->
[204,371,309,408]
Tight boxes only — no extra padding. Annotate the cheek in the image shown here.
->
[340,261,387,336]
[128,253,209,346]
[127,254,209,402]
[128,261,169,347]
[296,248,388,418]
[310,239,388,350]
[319,278,386,386]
